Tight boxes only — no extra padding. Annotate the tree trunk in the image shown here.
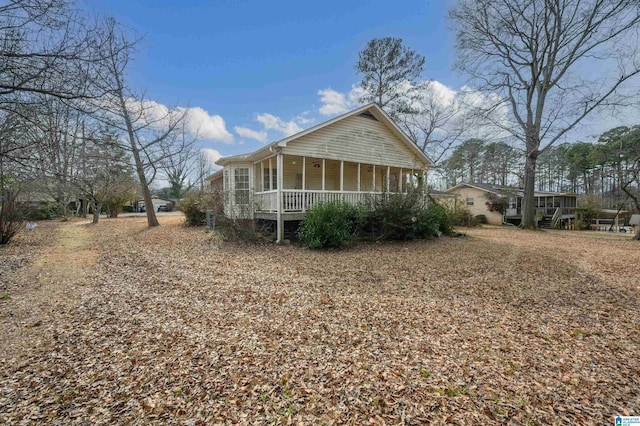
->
[634,226,640,240]
[92,202,101,224]
[521,152,538,229]
[116,89,159,227]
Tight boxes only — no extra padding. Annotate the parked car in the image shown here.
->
[157,204,168,212]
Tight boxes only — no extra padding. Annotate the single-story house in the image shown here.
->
[206,103,434,241]
[428,189,458,202]
[447,182,578,227]
[135,198,173,212]
[587,208,630,232]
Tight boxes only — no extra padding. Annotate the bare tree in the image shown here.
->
[94,19,186,227]
[449,0,640,228]
[0,111,31,244]
[158,122,202,200]
[197,151,215,191]
[73,126,132,224]
[0,0,112,104]
[28,98,84,216]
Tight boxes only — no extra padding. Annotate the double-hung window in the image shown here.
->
[262,167,277,191]
[234,168,250,204]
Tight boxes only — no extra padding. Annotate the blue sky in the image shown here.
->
[91,0,465,161]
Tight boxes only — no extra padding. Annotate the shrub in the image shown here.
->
[365,190,453,240]
[440,202,476,227]
[23,204,56,221]
[426,202,455,236]
[122,205,135,213]
[366,191,428,240]
[475,214,488,224]
[216,216,260,241]
[181,194,208,226]
[575,206,598,230]
[0,188,22,245]
[298,201,365,249]
[485,194,507,213]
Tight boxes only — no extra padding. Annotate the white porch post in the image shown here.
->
[372,165,376,191]
[302,156,306,190]
[340,161,344,192]
[357,163,361,192]
[260,161,264,192]
[386,166,390,193]
[276,152,283,243]
[268,158,273,191]
[399,168,403,193]
[422,170,427,195]
[322,159,325,191]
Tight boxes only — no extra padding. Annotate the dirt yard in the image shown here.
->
[1,218,638,425]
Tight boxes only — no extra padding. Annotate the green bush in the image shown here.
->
[365,190,451,240]
[440,202,476,227]
[181,194,207,226]
[426,202,455,236]
[366,192,426,240]
[298,201,365,249]
[23,204,56,221]
[475,214,488,224]
[122,205,135,213]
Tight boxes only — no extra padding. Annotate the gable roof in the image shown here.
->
[447,182,518,196]
[447,182,577,197]
[216,103,434,167]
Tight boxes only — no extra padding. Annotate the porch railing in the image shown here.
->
[505,206,576,217]
[254,190,419,213]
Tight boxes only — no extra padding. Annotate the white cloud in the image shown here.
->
[294,111,315,125]
[121,98,234,144]
[318,88,352,115]
[256,113,303,136]
[234,126,268,143]
[200,148,223,170]
[318,86,366,115]
[178,106,234,144]
[424,80,457,109]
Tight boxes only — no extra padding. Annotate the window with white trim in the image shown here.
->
[234,168,250,204]
[466,197,474,206]
[263,168,277,191]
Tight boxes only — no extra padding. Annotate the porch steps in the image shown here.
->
[538,216,554,229]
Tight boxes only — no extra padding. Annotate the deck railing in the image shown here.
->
[505,206,576,217]
[254,190,418,213]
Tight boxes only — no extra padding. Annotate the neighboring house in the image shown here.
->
[428,189,458,202]
[588,208,630,232]
[206,103,434,241]
[135,198,173,212]
[447,182,578,227]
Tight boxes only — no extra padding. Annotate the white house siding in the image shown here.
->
[281,115,425,170]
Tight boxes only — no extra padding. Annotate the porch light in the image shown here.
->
[291,161,296,165]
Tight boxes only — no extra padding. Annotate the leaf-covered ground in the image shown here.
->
[1,218,638,425]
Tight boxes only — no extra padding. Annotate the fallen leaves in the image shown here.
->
[0,218,639,425]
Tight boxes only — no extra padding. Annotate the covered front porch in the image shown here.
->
[253,154,426,215]
[505,195,577,217]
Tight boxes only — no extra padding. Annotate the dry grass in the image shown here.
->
[1,218,639,425]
